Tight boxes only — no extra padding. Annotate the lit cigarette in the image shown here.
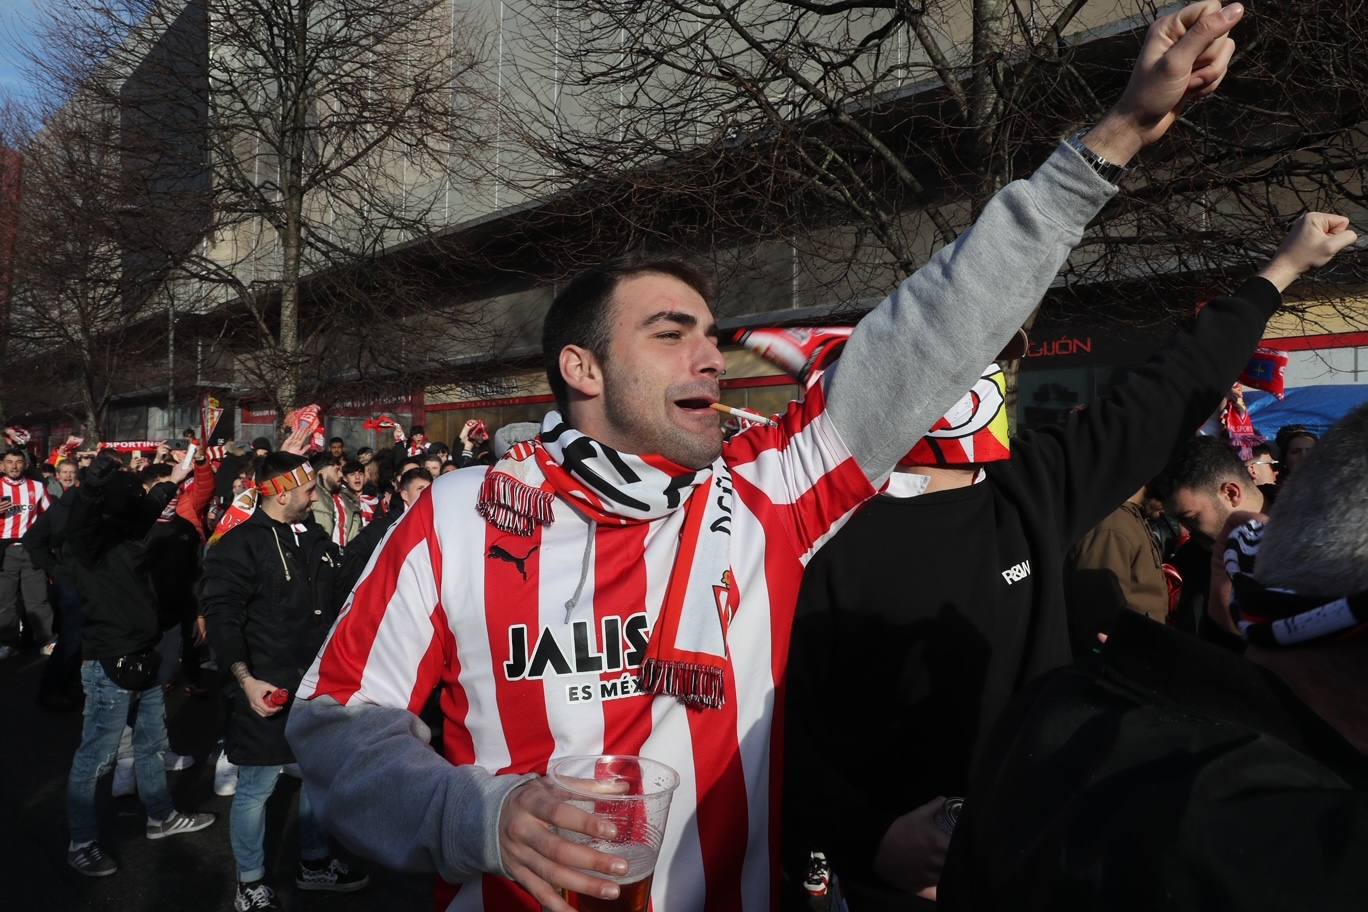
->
[710,402,778,428]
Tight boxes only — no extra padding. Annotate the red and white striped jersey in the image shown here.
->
[0,476,50,540]
[300,383,876,911]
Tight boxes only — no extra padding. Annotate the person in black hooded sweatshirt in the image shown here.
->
[781,212,1358,910]
[62,453,217,878]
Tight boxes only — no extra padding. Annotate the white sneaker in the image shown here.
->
[214,750,238,797]
[112,758,137,798]
[164,751,195,772]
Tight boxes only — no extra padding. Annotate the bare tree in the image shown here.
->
[2,98,169,445]
[495,0,1368,333]
[27,0,496,429]
[0,100,25,429]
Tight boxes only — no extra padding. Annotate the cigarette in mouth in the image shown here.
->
[710,402,779,428]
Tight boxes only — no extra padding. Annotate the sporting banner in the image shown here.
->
[200,394,225,443]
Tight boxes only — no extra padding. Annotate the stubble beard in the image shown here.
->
[602,370,722,470]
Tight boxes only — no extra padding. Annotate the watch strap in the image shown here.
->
[1065,129,1127,185]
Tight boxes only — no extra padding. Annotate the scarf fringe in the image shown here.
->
[639,658,726,710]
[476,471,555,538]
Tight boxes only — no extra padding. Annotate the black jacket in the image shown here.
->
[783,277,1282,911]
[201,509,342,765]
[57,477,177,661]
[939,612,1368,912]
[23,487,75,579]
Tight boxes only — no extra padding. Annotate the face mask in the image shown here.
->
[899,364,1011,466]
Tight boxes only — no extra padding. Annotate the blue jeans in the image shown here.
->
[67,660,174,843]
[230,764,329,882]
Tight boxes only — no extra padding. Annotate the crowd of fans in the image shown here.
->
[1,4,1364,912]
[0,418,538,909]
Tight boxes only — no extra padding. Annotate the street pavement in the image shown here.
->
[0,649,433,911]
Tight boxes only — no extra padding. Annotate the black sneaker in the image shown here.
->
[234,880,281,911]
[67,841,118,877]
[295,856,370,893]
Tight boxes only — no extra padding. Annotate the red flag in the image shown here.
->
[361,415,399,432]
[1238,348,1289,399]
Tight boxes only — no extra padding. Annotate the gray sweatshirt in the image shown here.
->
[286,141,1117,888]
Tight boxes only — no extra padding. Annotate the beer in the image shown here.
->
[562,873,653,912]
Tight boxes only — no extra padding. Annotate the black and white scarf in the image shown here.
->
[1225,519,1368,646]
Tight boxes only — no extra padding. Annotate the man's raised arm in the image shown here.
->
[826,1,1244,484]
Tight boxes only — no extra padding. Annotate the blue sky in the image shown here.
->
[0,0,41,100]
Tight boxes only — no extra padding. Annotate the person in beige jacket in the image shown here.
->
[1066,487,1170,651]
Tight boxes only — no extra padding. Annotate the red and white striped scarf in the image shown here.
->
[331,493,350,548]
[359,493,378,526]
[477,413,733,709]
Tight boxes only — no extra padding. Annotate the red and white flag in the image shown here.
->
[200,394,225,443]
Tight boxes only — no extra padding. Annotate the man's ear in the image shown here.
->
[1222,480,1244,508]
[560,345,604,401]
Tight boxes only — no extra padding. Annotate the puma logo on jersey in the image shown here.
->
[488,544,539,580]
[1001,560,1031,585]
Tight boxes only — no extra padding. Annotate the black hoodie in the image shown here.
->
[783,277,1283,911]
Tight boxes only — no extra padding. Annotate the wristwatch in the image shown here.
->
[1065,129,1128,185]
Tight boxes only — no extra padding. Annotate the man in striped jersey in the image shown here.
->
[287,5,1244,910]
[0,447,55,658]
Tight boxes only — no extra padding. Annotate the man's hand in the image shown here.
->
[499,778,630,912]
[1085,1,1243,166]
[281,424,312,456]
[872,796,953,901]
[194,615,208,646]
[169,461,192,485]
[1259,212,1357,292]
[459,419,477,445]
[241,676,284,717]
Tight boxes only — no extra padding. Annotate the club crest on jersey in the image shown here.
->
[713,569,736,633]
[503,612,651,683]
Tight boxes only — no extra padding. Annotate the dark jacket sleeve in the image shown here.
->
[22,508,59,574]
[1014,276,1281,545]
[201,532,261,674]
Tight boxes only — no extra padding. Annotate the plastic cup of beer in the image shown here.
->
[547,755,679,912]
